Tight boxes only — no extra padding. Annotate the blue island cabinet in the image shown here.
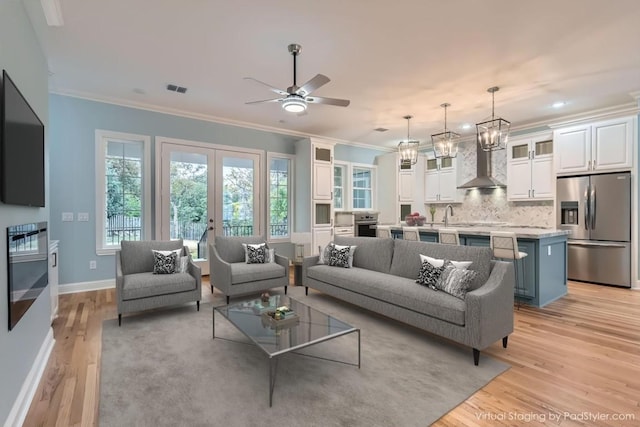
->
[461,234,567,308]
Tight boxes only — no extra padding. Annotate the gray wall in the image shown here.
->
[0,1,51,423]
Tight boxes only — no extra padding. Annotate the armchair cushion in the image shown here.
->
[121,240,184,275]
[121,272,197,300]
[215,236,265,263]
[230,262,286,285]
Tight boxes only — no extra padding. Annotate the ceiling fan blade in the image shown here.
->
[245,98,283,105]
[306,96,350,107]
[243,77,288,96]
[296,74,330,96]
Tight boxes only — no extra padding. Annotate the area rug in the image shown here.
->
[99,287,508,427]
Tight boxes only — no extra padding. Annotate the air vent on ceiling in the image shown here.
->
[374,127,389,132]
[167,84,187,94]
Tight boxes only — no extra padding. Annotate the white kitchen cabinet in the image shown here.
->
[49,240,59,323]
[312,227,333,254]
[507,134,554,201]
[424,156,457,203]
[375,153,424,224]
[554,116,635,175]
[313,163,333,200]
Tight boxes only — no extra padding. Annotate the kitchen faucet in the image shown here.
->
[443,204,454,227]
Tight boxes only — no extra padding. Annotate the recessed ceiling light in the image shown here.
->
[461,124,472,130]
[133,88,146,95]
[552,101,566,108]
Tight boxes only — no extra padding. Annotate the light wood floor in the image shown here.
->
[23,280,640,427]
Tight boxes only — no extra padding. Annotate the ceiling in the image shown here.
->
[23,0,640,149]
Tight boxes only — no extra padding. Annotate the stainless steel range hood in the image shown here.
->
[457,144,506,189]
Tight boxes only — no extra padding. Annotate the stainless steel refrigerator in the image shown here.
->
[557,172,631,287]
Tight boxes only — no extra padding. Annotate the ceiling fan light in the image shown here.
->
[282,96,307,113]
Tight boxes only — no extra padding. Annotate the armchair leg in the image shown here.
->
[210,284,213,294]
[472,348,480,366]
[226,295,230,305]
[305,286,308,296]
[503,336,508,348]
[284,286,288,295]
[118,314,122,327]
[197,301,200,311]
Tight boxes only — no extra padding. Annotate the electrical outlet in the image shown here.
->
[89,260,97,269]
[548,246,551,256]
[62,212,74,222]
[77,212,89,222]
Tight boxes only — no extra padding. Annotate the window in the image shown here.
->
[95,130,151,254]
[352,166,374,210]
[268,154,293,240]
[333,163,347,210]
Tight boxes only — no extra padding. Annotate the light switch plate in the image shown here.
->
[62,212,74,222]
[78,212,89,222]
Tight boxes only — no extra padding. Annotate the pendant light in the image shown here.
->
[398,115,419,166]
[431,103,459,159]
[476,86,510,151]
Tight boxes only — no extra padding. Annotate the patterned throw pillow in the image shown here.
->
[153,251,177,274]
[435,265,477,299]
[416,261,445,289]
[318,243,334,264]
[177,256,189,273]
[247,244,267,264]
[329,245,351,268]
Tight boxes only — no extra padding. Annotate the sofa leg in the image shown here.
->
[502,336,508,348]
[118,314,122,327]
[472,348,480,366]
[305,286,308,296]
[210,284,213,294]
[226,295,230,305]
[284,286,288,295]
[197,301,200,311]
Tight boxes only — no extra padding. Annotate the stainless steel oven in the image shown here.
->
[354,212,378,237]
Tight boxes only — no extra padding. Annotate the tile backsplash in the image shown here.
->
[425,140,555,228]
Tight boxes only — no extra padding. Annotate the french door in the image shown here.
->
[159,141,260,274]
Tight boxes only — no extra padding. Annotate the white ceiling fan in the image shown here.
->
[244,43,350,113]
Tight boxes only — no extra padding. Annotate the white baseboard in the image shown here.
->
[4,328,55,427]
[59,279,115,294]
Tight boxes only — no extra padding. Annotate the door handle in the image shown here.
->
[590,186,596,229]
[568,241,626,248]
[584,188,590,230]
[208,227,214,231]
[532,189,535,198]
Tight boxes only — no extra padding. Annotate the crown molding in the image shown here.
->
[49,89,393,152]
[546,103,639,129]
[40,0,64,26]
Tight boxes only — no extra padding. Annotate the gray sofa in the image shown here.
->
[209,236,289,304]
[116,239,202,326]
[302,236,514,365]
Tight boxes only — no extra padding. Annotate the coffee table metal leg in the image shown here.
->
[357,329,361,369]
[268,357,278,407]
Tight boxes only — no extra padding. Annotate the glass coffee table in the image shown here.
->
[213,294,360,406]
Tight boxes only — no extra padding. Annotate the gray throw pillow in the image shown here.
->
[435,264,477,299]
[153,251,177,274]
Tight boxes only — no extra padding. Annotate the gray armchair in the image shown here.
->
[209,236,289,304]
[115,239,201,325]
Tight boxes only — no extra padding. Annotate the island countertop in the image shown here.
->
[386,223,570,239]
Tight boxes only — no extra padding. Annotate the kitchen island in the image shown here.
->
[388,224,570,308]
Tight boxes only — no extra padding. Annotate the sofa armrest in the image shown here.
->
[302,255,320,284]
[275,254,290,278]
[115,250,124,299]
[209,243,232,294]
[465,260,515,349]
[184,246,202,294]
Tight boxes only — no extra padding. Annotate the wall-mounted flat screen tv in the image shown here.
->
[1,70,45,207]
[7,222,48,330]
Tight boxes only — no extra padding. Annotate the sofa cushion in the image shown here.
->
[122,272,196,300]
[307,265,466,325]
[390,240,492,291]
[230,262,285,285]
[334,236,394,274]
[216,236,265,263]
[120,240,184,275]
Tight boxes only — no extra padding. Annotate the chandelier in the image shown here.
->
[476,86,510,151]
[431,103,459,159]
[398,115,419,166]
